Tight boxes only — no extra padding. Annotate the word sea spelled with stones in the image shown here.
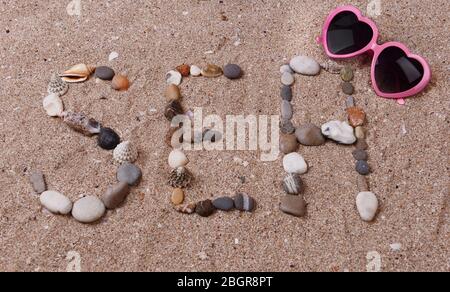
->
[35,64,142,224]
[278,56,378,222]
[164,63,256,217]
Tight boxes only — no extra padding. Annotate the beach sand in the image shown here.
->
[0,0,448,272]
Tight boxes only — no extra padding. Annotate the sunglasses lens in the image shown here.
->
[375,46,424,93]
[327,11,373,55]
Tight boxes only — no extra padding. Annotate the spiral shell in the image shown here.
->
[168,167,193,189]
[113,141,138,164]
[47,73,69,97]
[61,111,101,136]
[60,64,95,83]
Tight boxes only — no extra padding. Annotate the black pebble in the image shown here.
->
[195,200,216,217]
[281,85,293,101]
[98,127,121,150]
[95,66,115,81]
[212,197,235,211]
[223,64,243,80]
[356,160,370,175]
[352,149,368,161]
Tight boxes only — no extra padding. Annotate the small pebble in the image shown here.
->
[223,64,243,79]
[283,174,303,195]
[347,107,366,127]
[346,96,355,109]
[280,119,295,134]
[280,195,307,217]
[356,138,369,150]
[353,149,368,161]
[357,175,370,192]
[340,66,354,82]
[40,191,72,215]
[95,66,115,81]
[283,153,308,174]
[111,74,130,91]
[43,93,64,117]
[117,163,142,186]
[201,64,223,78]
[176,64,191,77]
[175,203,196,214]
[165,84,181,102]
[166,70,182,85]
[281,85,293,101]
[212,197,235,211]
[321,121,356,145]
[72,196,106,224]
[289,55,321,76]
[295,124,326,146]
[355,126,365,139]
[164,100,184,121]
[190,65,201,77]
[102,182,130,209]
[356,160,371,175]
[280,64,294,74]
[171,188,185,205]
[168,149,189,169]
[281,72,294,86]
[30,171,46,194]
[281,100,293,120]
[280,134,298,154]
[195,200,216,217]
[97,127,121,150]
[234,193,256,212]
[342,82,354,95]
[356,192,378,222]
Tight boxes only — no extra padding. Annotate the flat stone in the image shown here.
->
[117,163,142,186]
[356,192,378,222]
[295,124,326,146]
[281,72,294,86]
[353,149,368,161]
[234,193,256,212]
[40,191,72,215]
[346,96,355,109]
[195,200,216,217]
[347,107,366,127]
[280,195,307,217]
[281,85,293,101]
[171,188,185,205]
[212,197,235,211]
[321,121,356,144]
[281,101,293,120]
[30,171,46,194]
[280,119,295,134]
[357,175,370,192]
[95,66,115,81]
[72,196,106,224]
[355,126,365,139]
[356,138,369,150]
[283,153,308,174]
[342,82,354,95]
[102,182,130,209]
[289,56,321,76]
[280,134,298,154]
[356,160,371,175]
[223,64,243,79]
[280,64,294,74]
[283,174,303,195]
[340,66,354,82]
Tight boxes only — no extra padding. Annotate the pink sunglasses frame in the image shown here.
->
[317,5,431,100]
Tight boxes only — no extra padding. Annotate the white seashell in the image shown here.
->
[108,51,119,61]
[60,64,95,83]
[47,73,69,96]
[113,141,138,164]
[321,121,356,144]
[40,191,73,215]
[356,192,379,222]
[43,93,64,117]
[283,153,308,174]
[166,70,182,85]
[168,149,189,168]
[190,65,201,77]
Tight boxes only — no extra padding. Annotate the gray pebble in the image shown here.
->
[280,119,295,134]
[212,197,235,211]
[281,101,293,120]
[281,72,295,86]
[95,66,115,81]
[30,171,47,194]
[342,82,354,95]
[283,174,303,195]
[234,193,256,212]
[356,160,371,175]
[223,64,243,80]
[102,182,130,209]
[117,163,142,186]
[352,149,368,161]
[295,124,326,146]
[280,64,294,74]
[281,85,293,101]
[356,138,369,150]
[346,96,355,109]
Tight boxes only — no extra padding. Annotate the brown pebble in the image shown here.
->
[280,195,307,217]
[356,138,369,150]
[164,100,184,121]
[357,175,370,192]
[111,74,130,91]
[342,82,354,95]
[175,203,196,214]
[280,134,299,154]
[165,84,181,102]
[347,107,366,127]
[195,200,216,217]
[355,126,365,139]
[176,64,191,77]
[171,188,185,205]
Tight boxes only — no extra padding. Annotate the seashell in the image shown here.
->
[190,65,201,77]
[113,141,138,164]
[166,70,182,85]
[111,74,130,91]
[168,149,189,168]
[168,167,193,189]
[176,64,191,77]
[43,93,64,117]
[60,64,95,83]
[201,64,223,78]
[164,100,184,121]
[174,203,196,214]
[320,60,343,74]
[61,111,101,136]
[47,73,69,96]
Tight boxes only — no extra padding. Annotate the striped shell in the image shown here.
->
[113,141,138,164]
[61,111,101,136]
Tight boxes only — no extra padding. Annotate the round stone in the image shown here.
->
[356,138,369,150]
[281,85,293,101]
[356,192,378,222]
[72,196,106,224]
[281,72,294,86]
[176,64,191,77]
[340,66,354,82]
[342,82,354,95]
[283,174,303,195]
[281,101,293,120]
[168,149,189,169]
[280,195,307,217]
[97,127,121,150]
[30,171,47,194]
[356,160,370,175]
[111,74,130,91]
[40,191,72,215]
[95,66,115,81]
[347,107,366,127]
[195,200,216,217]
[355,126,365,139]
[289,55,321,76]
[190,65,201,77]
[223,64,243,79]
[353,149,368,161]
[321,121,356,145]
[280,119,295,134]
[171,188,185,205]
[165,84,181,102]
[280,134,298,154]
[234,193,256,212]
[357,175,370,192]
[283,153,308,174]
[102,182,130,209]
[280,64,294,74]
[117,163,142,186]
[212,197,235,211]
[295,124,326,146]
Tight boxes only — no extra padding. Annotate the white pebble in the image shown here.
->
[289,55,321,76]
[280,64,293,74]
[190,65,201,77]
[72,196,106,224]
[281,72,294,86]
[40,191,73,215]
[356,192,378,222]
[108,51,119,61]
[43,93,64,117]
[168,149,189,168]
[166,70,182,85]
[390,243,402,251]
[283,153,308,174]
[321,121,356,144]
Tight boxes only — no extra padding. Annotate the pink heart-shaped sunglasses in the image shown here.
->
[317,5,431,103]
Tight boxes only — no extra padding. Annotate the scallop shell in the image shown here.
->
[168,167,193,189]
[47,73,69,96]
[61,111,101,136]
[60,64,96,83]
[113,141,138,164]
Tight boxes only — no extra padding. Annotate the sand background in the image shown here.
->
[0,0,448,272]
